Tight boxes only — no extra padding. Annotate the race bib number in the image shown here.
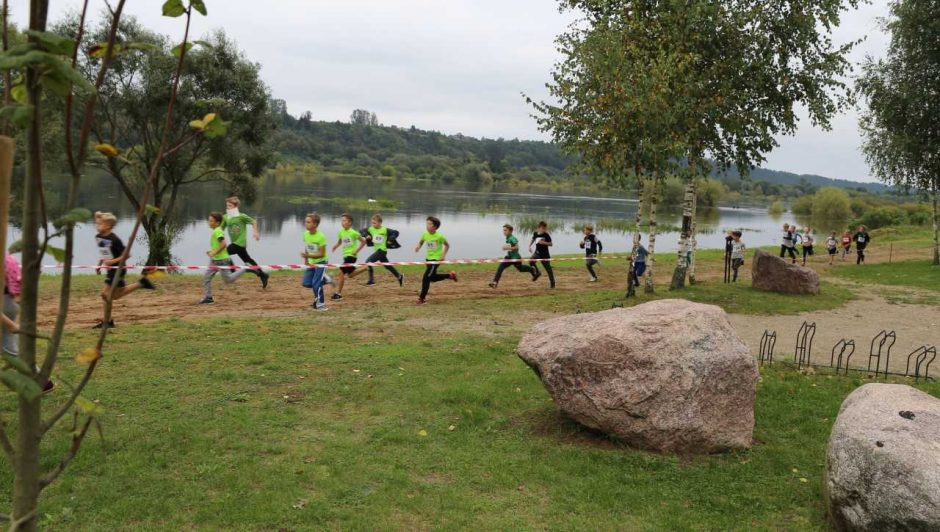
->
[342,237,353,247]
[372,234,385,244]
[97,242,113,260]
[306,244,321,254]
[857,236,866,243]
[426,241,439,250]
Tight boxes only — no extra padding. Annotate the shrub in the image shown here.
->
[696,178,725,206]
[908,211,931,225]
[811,187,852,221]
[768,200,784,215]
[791,195,815,215]
[857,206,909,229]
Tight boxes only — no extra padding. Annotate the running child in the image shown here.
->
[301,213,329,311]
[415,216,457,305]
[841,230,852,260]
[350,214,404,287]
[222,196,269,288]
[630,235,649,288]
[94,211,156,328]
[2,253,53,393]
[853,225,871,265]
[330,213,366,301]
[489,224,539,288]
[200,211,259,305]
[779,223,797,263]
[730,231,746,282]
[580,225,602,282]
[826,231,839,265]
[528,221,555,288]
[801,226,814,266]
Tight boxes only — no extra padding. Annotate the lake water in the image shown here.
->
[15,173,798,271]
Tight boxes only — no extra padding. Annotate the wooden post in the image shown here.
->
[0,135,15,298]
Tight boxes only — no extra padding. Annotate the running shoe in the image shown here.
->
[532,270,542,282]
[331,293,343,301]
[449,271,458,282]
[198,297,215,305]
[139,277,156,290]
[92,319,115,329]
[42,379,55,394]
[588,277,598,283]
[415,298,427,305]
[398,274,405,287]
[365,281,376,287]
[261,271,270,289]
[488,282,498,289]
[310,304,329,312]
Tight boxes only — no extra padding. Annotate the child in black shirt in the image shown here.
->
[853,225,871,265]
[528,221,555,288]
[580,225,602,282]
[94,212,156,328]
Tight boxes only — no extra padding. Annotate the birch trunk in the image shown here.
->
[688,181,699,285]
[645,177,657,294]
[932,182,939,266]
[670,182,695,289]
[625,174,644,298]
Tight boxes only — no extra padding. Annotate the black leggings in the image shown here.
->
[493,261,535,283]
[227,243,261,276]
[420,263,450,299]
[586,256,598,279]
[530,253,555,287]
[857,247,866,264]
[365,250,400,283]
[780,245,797,262]
[731,258,744,281]
[802,246,813,261]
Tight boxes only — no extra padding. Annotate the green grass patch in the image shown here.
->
[4,315,935,530]
[832,259,940,292]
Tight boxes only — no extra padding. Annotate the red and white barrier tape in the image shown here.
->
[40,254,629,271]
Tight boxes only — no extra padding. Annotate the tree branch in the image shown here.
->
[41,360,98,435]
[38,416,93,491]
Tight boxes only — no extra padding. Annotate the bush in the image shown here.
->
[811,187,852,221]
[908,211,931,225]
[850,197,871,217]
[791,195,815,215]
[768,200,784,215]
[696,178,725,207]
[857,206,909,229]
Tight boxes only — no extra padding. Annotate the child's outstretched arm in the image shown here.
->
[331,238,342,253]
[354,236,366,256]
[414,239,424,253]
[442,240,450,261]
[248,215,260,241]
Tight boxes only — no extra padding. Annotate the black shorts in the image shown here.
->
[828,247,837,256]
[104,268,127,288]
[340,256,357,275]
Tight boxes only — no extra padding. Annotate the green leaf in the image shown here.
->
[145,204,162,216]
[7,240,21,254]
[0,50,95,96]
[0,369,42,401]
[2,353,33,376]
[24,30,77,56]
[74,396,104,417]
[193,40,213,49]
[45,245,67,263]
[171,42,193,59]
[40,73,71,97]
[88,42,123,58]
[52,208,93,230]
[204,116,228,139]
[162,0,186,17]
[191,0,208,16]
[10,77,27,104]
[0,104,34,129]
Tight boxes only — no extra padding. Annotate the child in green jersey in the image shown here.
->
[350,214,404,287]
[330,213,366,301]
[200,212,258,304]
[489,224,538,288]
[223,196,269,288]
[301,212,329,311]
[414,216,456,305]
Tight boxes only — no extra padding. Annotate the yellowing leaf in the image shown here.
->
[202,112,217,124]
[448,425,456,431]
[75,396,104,416]
[94,143,119,157]
[418,429,428,437]
[75,347,102,364]
[189,119,205,130]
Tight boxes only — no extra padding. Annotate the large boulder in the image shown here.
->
[751,249,820,295]
[826,384,940,531]
[517,299,757,454]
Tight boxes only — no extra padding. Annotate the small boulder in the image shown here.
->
[826,384,940,531]
[751,249,820,295]
[517,299,758,454]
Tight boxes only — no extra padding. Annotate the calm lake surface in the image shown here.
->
[19,174,796,270]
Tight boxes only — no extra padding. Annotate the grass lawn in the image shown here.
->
[832,259,940,292]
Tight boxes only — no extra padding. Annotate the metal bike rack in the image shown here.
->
[906,346,937,383]
[759,330,777,366]
[830,339,856,376]
[868,330,896,380]
[794,321,816,369]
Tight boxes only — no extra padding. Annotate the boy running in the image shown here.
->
[826,231,839,265]
[779,223,797,263]
[94,211,156,328]
[528,221,555,288]
[580,225,602,282]
[330,213,366,301]
[730,231,746,282]
[350,214,404,287]
[200,211,259,304]
[301,213,329,311]
[630,235,649,288]
[841,230,852,260]
[489,224,538,288]
[853,225,871,265]
[415,216,457,305]
[222,196,269,288]
[801,227,814,266]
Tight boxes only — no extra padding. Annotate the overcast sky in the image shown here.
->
[16,0,891,183]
